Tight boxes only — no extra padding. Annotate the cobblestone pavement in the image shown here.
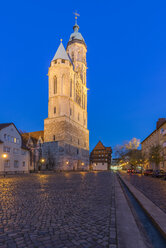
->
[0,172,117,248]
[122,173,166,213]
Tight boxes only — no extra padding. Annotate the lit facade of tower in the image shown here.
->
[43,18,89,170]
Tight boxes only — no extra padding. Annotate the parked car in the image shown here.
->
[143,169,153,176]
[127,169,133,173]
[152,170,165,178]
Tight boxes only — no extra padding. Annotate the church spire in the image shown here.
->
[73,11,80,32]
[52,40,70,61]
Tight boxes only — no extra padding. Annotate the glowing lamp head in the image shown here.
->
[81,162,84,166]
[66,161,69,165]
[2,153,7,159]
[41,158,45,163]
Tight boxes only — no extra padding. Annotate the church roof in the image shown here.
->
[52,42,70,61]
[93,141,106,150]
[0,123,12,130]
[67,21,86,48]
[69,24,85,42]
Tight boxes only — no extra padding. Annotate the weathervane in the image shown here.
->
[73,11,80,24]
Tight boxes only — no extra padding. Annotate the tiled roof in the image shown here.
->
[21,131,44,146]
[93,141,105,150]
[0,123,12,130]
[141,120,166,144]
[28,130,44,140]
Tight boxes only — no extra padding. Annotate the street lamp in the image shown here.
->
[41,158,45,163]
[66,161,69,165]
[2,153,8,177]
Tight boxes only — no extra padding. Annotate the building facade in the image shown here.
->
[141,118,166,170]
[43,18,89,170]
[90,141,112,170]
[0,123,29,174]
[21,131,44,171]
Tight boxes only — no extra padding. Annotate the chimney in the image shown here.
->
[156,118,166,129]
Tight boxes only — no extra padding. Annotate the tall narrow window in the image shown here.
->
[53,135,55,141]
[61,75,65,94]
[54,107,56,114]
[70,79,72,97]
[53,76,57,94]
[71,52,74,62]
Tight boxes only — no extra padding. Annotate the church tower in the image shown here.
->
[43,16,89,170]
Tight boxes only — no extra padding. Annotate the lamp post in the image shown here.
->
[2,153,8,177]
[39,158,45,171]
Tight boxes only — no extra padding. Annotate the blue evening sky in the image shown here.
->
[1,0,166,151]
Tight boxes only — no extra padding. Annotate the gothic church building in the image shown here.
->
[43,18,89,170]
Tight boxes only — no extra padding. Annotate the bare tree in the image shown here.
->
[114,138,144,170]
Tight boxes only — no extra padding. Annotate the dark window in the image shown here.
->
[53,135,55,141]
[54,107,56,114]
[77,148,79,154]
[61,59,65,63]
[70,108,72,116]
[78,139,80,145]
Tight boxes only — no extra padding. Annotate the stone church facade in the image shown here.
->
[42,18,89,170]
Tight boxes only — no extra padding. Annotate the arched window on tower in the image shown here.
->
[61,75,65,95]
[71,52,74,62]
[78,51,81,61]
[70,79,72,97]
[53,76,57,94]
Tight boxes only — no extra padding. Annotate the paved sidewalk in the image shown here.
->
[121,173,166,213]
[0,172,117,248]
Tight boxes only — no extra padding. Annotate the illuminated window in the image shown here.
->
[14,137,17,143]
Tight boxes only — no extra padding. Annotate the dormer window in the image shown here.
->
[54,60,57,64]
[61,59,65,63]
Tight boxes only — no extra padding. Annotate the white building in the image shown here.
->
[0,123,29,174]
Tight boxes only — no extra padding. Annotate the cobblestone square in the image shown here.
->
[0,172,116,248]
